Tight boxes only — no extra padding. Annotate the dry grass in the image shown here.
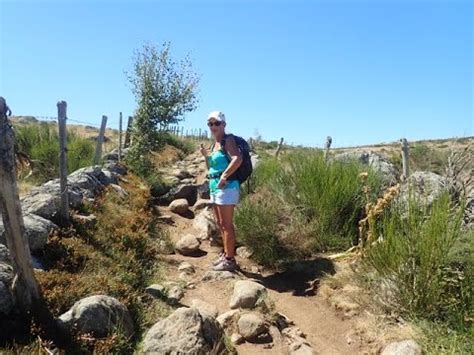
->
[33,173,171,352]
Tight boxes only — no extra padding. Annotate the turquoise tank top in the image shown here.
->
[208,149,240,194]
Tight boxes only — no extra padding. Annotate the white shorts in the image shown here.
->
[210,188,240,205]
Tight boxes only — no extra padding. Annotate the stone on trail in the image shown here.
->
[381,340,422,355]
[191,299,219,318]
[142,307,224,354]
[178,261,195,274]
[156,214,174,224]
[167,285,185,305]
[193,209,218,241]
[175,234,201,256]
[169,198,189,215]
[289,340,317,355]
[216,309,240,329]
[230,280,267,309]
[58,295,134,338]
[202,270,236,282]
[145,284,167,299]
[237,313,268,340]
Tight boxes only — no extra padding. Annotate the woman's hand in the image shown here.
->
[217,176,227,189]
[199,143,208,157]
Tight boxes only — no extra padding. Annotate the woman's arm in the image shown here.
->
[200,143,210,169]
[218,136,243,188]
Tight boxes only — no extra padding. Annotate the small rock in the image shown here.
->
[289,340,316,355]
[274,312,294,330]
[191,299,219,318]
[381,340,422,355]
[167,285,184,305]
[72,213,97,228]
[229,280,267,309]
[236,246,253,259]
[58,295,134,338]
[178,262,195,274]
[251,266,260,274]
[179,272,189,280]
[238,313,267,340]
[169,198,189,215]
[175,234,201,256]
[202,270,236,282]
[230,332,244,345]
[145,284,166,299]
[216,309,240,328]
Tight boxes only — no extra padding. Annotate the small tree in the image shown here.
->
[126,42,199,175]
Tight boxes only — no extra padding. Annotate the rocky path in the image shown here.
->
[147,151,368,354]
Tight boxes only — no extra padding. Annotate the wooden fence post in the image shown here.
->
[325,136,333,161]
[94,115,107,165]
[0,96,42,313]
[118,112,122,162]
[275,137,284,157]
[124,116,133,148]
[400,138,409,181]
[57,101,69,224]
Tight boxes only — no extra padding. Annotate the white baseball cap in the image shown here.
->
[208,111,226,122]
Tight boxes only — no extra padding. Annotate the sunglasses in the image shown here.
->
[207,121,222,127]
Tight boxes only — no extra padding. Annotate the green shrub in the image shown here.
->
[364,193,471,330]
[235,190,285,266]
[235,151,383,265]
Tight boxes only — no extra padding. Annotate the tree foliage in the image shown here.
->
[126,42,199,175]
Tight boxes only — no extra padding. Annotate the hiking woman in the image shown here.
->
[200,111,242,272]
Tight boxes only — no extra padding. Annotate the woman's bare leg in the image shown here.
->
[213,205,226,253]
[216,204,236,258]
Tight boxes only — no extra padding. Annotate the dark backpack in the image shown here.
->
[219,134,253,184]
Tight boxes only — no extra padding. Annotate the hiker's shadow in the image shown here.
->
[240,257,335,297]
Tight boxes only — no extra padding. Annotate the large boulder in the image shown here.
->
[142,307,224,354]
[0,213,56,252]
[237,313,267,340]
[58,295,134,338]
[381,339,422,355]
[175,235,201,256]
[230,280,267,309]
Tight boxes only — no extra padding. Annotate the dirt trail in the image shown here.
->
[155,155,372,354]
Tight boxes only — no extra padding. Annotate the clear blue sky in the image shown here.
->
[1,0,472,147]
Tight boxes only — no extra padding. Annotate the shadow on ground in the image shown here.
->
[241,257,335,297]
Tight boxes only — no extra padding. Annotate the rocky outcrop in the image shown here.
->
[398,171,449,206]
[142,307,224,354]
[58,295,134,338]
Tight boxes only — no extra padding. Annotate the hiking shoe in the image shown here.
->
[212,252,226,266]
[213,258,237,272]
